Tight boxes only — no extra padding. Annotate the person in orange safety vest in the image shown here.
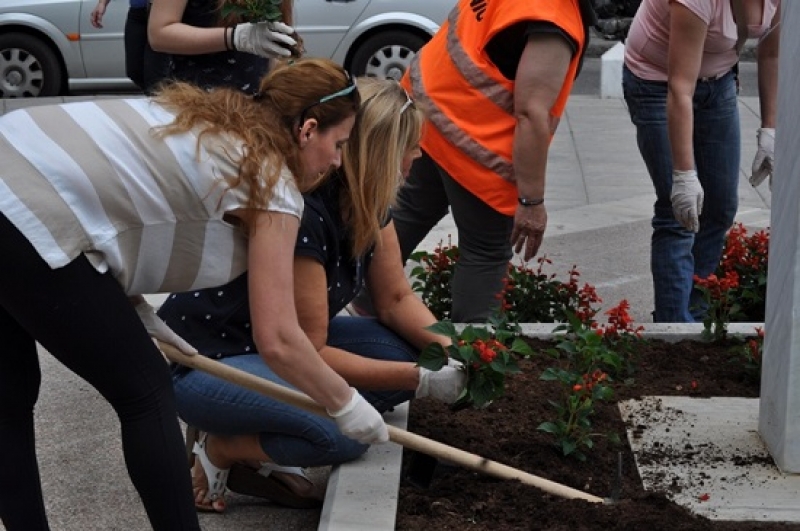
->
[353,0,598,323]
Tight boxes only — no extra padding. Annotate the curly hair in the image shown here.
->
[338,78,424,257]
[151,58,359,233]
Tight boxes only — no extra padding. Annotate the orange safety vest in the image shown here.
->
[402,0,587,216]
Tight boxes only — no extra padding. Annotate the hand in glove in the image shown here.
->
[133,300,198,356]
[670,169,704,233]
[750,127,775,188]
[233,21,297,59]
[416,360,467,404]
[327,389,389,444]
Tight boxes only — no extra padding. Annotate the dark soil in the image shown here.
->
[395,337,798,531]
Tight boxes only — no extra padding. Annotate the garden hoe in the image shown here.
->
[159,342,613,504]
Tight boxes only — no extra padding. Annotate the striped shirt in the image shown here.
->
[0,98,303,295]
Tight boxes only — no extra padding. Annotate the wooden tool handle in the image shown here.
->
[159,342,604,504]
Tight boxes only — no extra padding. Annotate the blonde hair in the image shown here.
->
[152,58,359,233]
[339,77,424,257]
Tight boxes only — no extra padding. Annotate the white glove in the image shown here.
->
[133,300,198,356]
[233,21,296,59]
[327,389,389,444]
[750,127,775,188]
[670,169,704,233]
[416,360,467,404]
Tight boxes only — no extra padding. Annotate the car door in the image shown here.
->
[77,0,127,81]
[295,0,370,61]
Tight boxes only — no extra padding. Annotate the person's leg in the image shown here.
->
[173,354,367,468]
[392,150,453,261]
[0,306,48,531]
[327,316,416,411]
[440,169,513,323]
[690,72,740,320]
[0,215,199,531]
[623,65,695,322]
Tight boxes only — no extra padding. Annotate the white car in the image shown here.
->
[0,0,454,98]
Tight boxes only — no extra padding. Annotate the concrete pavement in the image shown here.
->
[0,91,771,530]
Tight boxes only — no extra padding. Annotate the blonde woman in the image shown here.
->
[0,58,386,531]
[158,78,466,513]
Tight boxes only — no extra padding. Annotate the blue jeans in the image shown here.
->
[172,316,415,467]
[622,65,740,322]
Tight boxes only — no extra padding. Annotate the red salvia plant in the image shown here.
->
[694,270,741,340]
[408,246,602,324]
[717,223,769,321]
[730,326,764,382]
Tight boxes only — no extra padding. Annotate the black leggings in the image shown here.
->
[0,214,199,530]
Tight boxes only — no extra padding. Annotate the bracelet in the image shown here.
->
[518,196,544,207]
[223,27,231,51]
[227,26,237,52]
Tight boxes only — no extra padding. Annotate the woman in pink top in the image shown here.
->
[622,0,780,322]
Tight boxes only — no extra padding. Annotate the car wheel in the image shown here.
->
[350,30,427,80]
[0,33,63,98]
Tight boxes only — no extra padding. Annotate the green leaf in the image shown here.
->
[510,337,534,356]
[537,421,560,434]
[418,343,448,370]
[425,320,457,338]
[561,440,577,456]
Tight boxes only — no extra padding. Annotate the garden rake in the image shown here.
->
[158,341,610,504]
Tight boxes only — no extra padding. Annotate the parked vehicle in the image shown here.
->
[0,0,454,98]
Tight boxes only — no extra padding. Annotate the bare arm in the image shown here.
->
[756,4,780,129]
[666,3,707,172]
[293,253,421,391]
[368,222,449,350]
[148,0,231,55]
[510,33,572,261]
[90,0,111,28]
[246,211,352,412]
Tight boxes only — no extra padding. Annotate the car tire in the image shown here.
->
[350,30,427,80]
[0,33,63,98]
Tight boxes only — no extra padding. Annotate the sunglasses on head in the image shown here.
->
[298,73,357,127]
[399,86,414,114]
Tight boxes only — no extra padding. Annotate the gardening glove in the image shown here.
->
[416,361,467,404]
[327,388,389,444]
[233,21,296,59]
[670,169,704,233]
[749,127,775,189]
[133,300,198,357]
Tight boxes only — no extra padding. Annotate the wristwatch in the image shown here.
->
[518,196,544,207]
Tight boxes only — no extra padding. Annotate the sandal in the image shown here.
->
[226,462,324,509]
[192,433,229,513]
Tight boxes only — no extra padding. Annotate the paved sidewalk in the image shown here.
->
[0,93,769,530]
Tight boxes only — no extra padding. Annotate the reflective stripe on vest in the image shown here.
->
[408,5,515,181]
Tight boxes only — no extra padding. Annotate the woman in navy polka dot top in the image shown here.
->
[158,78,468,512]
